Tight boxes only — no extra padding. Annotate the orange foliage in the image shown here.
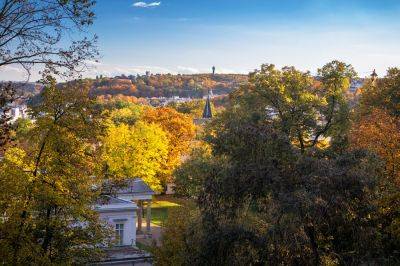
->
[350,108,400,186]
[142,107,196,182]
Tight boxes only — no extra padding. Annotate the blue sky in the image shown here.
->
[3,0,400,80]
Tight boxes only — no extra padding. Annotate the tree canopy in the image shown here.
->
[156,61,400,265]
[0,78,110,264]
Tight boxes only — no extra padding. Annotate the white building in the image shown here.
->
[96,196,138,246]
[93,178,154,265]
[6,104,29,123]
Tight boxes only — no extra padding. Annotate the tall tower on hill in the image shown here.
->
[371,69,378,82]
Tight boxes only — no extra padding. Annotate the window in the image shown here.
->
[115,223,124,246]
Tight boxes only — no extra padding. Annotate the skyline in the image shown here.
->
[2,0,400,81]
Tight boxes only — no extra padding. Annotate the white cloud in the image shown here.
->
[133,1,161,8]
[0,65,32,81]
[177,66,200,74]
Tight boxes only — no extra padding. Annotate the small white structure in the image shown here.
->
[114,179,155,236]
[96,196,138,246]
[94,178,155,265]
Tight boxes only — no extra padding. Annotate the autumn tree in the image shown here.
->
[101,121,169,191]
[0,77,110,264]
[350,109,400,184]
[142,107,196,184]
[108,105,143,126]
[350,108,400,256]
[359,68,400,117]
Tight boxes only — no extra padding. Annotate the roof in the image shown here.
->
[91,246,152,265]
[95,195,137,213]
[116,178,155,195]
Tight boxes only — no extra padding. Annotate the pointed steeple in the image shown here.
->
[202,89,212,119]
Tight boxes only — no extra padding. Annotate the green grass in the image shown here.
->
[151,200,180,208]
[144,196,189,226]
[150,208,169,226]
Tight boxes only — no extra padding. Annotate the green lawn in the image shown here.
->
[144,196,184,226]
[151,208,169,226]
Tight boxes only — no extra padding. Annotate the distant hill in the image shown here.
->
[90,73,248,99]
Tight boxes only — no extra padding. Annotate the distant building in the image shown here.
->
[5,104,29,123]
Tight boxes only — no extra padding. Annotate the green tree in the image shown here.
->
[0,78,110,265]
[231,61,355,153]
[0,83,15,152]
[165,62,398,265]
[153,203,201,266]
[174,146,213,198]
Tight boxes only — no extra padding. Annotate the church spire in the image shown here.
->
[202,89,212,119]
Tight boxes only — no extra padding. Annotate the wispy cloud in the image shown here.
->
[133,1,161,8]
[177,66,200,74]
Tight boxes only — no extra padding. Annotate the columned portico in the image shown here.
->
[114,179,155,237]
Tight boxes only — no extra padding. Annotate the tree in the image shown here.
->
[350,108,400,255]
[174,146,213,198]
[0,82,15,152]
[142,107,196,184]
[197,107,384,265]
[359,68,400,117]
[0,77,110,264]
[168,99,209,118]
[101,121,169,191]
[153,203,200,266]
[350,108,400,184]
[0,0,97,78]
[108,105,143,126]
[231,61,355,153]
[165,62,398,265]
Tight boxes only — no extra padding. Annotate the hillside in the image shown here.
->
[90,73,248,99]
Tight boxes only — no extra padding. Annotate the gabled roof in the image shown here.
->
[116,178,155,195]
[95,195,137,213]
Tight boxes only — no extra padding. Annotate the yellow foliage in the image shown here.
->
[142,107,196,183]
[102,121,169,191]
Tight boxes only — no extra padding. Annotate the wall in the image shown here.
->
[99,211,137,246]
